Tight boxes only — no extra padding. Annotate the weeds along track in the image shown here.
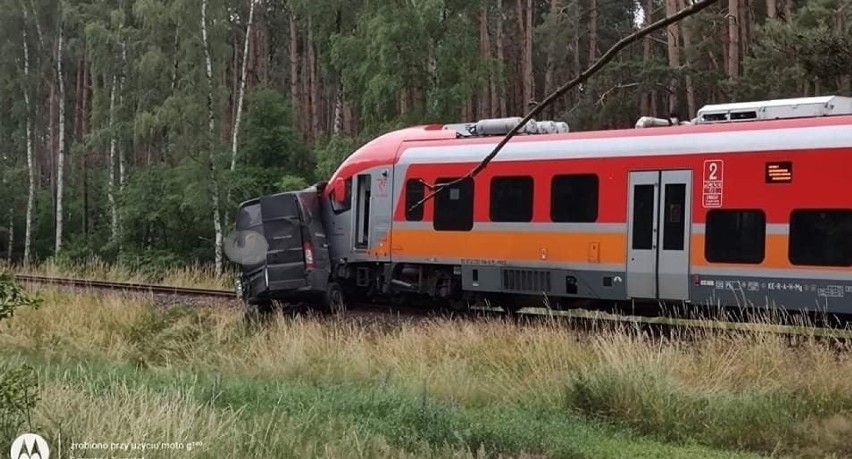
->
[13,273,852,349]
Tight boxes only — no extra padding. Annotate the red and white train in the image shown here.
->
[234,95,852,315]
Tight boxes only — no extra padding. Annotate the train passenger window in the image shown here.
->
[789,209,852,267]
[705,210,765,264]
[551,174,598,222]
[405,179,425,221]
[490,176,533,222]
[434,177,474,231]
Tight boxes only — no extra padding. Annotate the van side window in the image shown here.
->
[330,178,352,214]
[434,177,474,231]
[789,209,852,266]
[705,209,765,263]
[405,179,425,221]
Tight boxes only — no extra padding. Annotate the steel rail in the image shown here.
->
[13,274,235,298]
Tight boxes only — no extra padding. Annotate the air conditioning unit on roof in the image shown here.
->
[695,95,852,124]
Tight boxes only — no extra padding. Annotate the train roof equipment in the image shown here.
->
[442,117,570,137]
[635,95,852,128]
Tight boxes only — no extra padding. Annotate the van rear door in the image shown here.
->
[260,193,308,290]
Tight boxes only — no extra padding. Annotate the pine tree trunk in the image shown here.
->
[300,40,311,139]
[588,0,598,64]
[677,0,696,118]
[641,0,653,115]
[55,21,66,255]
[739,0,749,62]
[22,23,34,267]
[479,6,491,118]
[665,0,681,115]
[202,0,224,275]
[544,0,559,98]
[289,12,299,125]
[524,0,534,108]
[231,0,256,172]
[108,74,118,242]
[309,23,320,137]
[766,0,777,19]
[727,0,739,79]
[496,0,507,117]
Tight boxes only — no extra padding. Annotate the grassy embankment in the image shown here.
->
[2,286,852,458]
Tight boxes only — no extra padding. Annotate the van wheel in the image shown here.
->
[323,282,346,314]
[245,299,274,322]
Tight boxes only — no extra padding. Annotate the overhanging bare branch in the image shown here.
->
[408,0,720,214]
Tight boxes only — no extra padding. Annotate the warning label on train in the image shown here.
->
[702,160,723,208]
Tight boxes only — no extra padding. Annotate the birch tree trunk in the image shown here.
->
[202,0,224,275]
[108,75,118,242]
[119,41,127,191]
[230,0,256,172]
[6,212,12,262]
[332,81,344,136]
[22,21,35,267]
[55,20,66,255]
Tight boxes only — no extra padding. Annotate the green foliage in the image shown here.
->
[240,87,312,179]
[0,275,40,440]
[0,364,39,442]
[0,274,40,320]
[313,135,359,180]
[277,175,309,192]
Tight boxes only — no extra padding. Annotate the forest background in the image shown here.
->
[0,0,849,275]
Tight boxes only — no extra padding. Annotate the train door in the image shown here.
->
[354,174,371,249]
[626,170,692,301]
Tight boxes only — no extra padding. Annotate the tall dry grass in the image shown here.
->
[2,288,851,456]
[1,258,232,289]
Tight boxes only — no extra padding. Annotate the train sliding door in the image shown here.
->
[626,170,693,301]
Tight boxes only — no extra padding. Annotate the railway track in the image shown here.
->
[11,273,852,347]
[12,274,236,299]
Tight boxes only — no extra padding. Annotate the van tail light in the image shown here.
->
[304,242,316,270]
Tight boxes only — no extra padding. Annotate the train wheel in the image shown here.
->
[323,282,346,315]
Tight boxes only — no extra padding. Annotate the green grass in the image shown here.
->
[1,354,759,459]
[2,287,851,457]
